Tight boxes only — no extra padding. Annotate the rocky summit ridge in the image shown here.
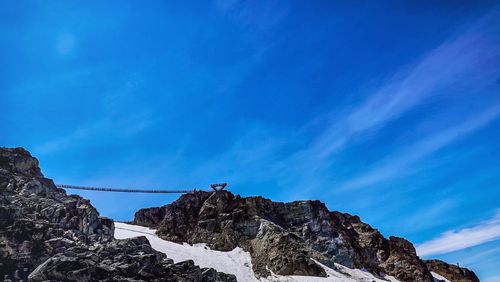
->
[0,147,236,282]
[0,147,480,281]
[134,188,480,281]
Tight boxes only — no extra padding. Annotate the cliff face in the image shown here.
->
[0,147,235,282]
[135,190,478,281]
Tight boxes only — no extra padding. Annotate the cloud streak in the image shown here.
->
[417,211,500,257]
[273,9,500,199]
[309,12,499,159]
[339,104,500,190]
[264,9,500,199]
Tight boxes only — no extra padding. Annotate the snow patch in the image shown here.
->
[115,222,399,282]
[431,272,451,282]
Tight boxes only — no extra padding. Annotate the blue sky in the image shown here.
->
[1,1,499,280]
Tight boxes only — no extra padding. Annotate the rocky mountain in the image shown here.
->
[134,190,480,281]
[0,147,236,281]
[0,147,480,281]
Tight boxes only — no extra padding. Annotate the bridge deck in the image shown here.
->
[56,184,203,194]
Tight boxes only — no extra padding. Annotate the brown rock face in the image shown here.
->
[135,189,471,281]
[0,147,236,282]
[381,237,434,281]
[425,259,480,282]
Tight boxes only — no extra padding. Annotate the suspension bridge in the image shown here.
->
[56,183,227,194]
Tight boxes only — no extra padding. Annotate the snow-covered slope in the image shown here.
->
[115,222,401,281]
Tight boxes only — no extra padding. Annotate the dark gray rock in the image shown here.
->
[135,189,477,281]
[28,236,236,282]
[0,147,236,282]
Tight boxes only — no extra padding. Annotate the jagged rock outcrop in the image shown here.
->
[135,190,474,281]
[0,147,236,282]
[28,236,233,282]
[425,259,480,282]
[381,236,432,281]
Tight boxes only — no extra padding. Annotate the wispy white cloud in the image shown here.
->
[417,211,500,257]
[268,10,500,200]
[339,104,500,190]
[309,12,499,159]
